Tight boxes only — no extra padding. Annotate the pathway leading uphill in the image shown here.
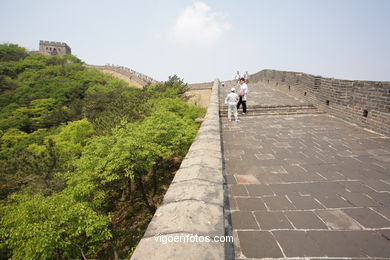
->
[221,81,390,259]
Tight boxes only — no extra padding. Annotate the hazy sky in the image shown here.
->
[1,0,389,83]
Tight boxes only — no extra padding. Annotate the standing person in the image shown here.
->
[225,88,239,122]
[234,71,241,84]
[244,71,249,81]
[237,78,248,115]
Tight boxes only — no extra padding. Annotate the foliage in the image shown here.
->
[0,43,204,259]
[0,191,111,260]
[0,44,28,62]
[48,119,95,169]
[143,75,189,100]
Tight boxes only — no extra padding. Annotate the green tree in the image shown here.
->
[0,44,27,62]
[75,108,198,212]
[48,119,95,169]
[0,191,111,260]
[0,42,205,258]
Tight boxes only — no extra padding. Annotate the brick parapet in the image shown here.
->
[250,70,390,136]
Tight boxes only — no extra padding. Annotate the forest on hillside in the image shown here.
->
[0,44,205,259]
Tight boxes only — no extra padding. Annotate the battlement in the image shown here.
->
[39,40,71,56]
[39,40,70,48]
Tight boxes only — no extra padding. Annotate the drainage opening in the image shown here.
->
[363,110,368,117]
[326,100,330,106]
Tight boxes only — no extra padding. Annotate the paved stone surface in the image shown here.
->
[222,83,390,259]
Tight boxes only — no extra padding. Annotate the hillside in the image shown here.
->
[0,43,205,259]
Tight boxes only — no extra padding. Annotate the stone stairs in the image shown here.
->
[219,104,325,117]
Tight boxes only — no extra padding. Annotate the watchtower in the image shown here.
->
[39,40,71,56]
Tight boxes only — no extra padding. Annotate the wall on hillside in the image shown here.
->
[131,79,225,260]
[85,64,158,87]
[250,70,390,136]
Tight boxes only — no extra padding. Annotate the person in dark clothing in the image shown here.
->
[237,78,248,115]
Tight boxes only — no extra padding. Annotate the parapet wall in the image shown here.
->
[85,64,158,88]
[188,81,213,90]
[131,79,225,260]
[250,70,390,136]
[186,81,213,108]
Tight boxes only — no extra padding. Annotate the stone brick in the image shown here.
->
[254,211,293,230]
[131,234,224,260]
[316,209,362,230]
[164,180,223,206]
[228,184,248,196]
[339,192,380,207]
[343,231,390,257]
[285,211,328,230]
[314,194,354,208]
[237,231,284,258]
[273,231,326,257]
[236,197,266,211]
[287,195,324,210]
[343,208,390,228]
[245,184,274,197]
[307,231,366,257]
[231,211,259,229]
[144,201,224,238]
[262,196,296,210]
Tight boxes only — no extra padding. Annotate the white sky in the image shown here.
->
[1,0,389,83]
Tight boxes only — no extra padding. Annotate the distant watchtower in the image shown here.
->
[39,40,71,56]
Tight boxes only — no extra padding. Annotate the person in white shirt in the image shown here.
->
[237,78,248,115]
[244,71,249,81]
[234,71,241,84]
[225,88,239,122]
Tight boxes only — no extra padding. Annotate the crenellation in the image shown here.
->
[39,40,71,56]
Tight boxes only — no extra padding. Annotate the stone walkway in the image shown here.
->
[221,82,390,259]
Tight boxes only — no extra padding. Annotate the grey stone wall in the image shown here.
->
[131,79,225,260]
[188,81,213,90]
[250,70,390,136]
[85,64,158,87]
[39,40,71,56]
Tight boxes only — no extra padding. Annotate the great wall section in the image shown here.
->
[90,64,390,259]
[86,64,213,108]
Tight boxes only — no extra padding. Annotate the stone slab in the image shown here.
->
[236,197,266,211]
[237,231,284,258]
[343,231,390,258]
[287,195,324,210]
[307,231,366,257]
[285,211,328,230]
[262,196,296,210]
[273,231,326,257]
[254,211,293,230]
[144,200,224,238]
[164,180,223,206]
[131,233,224,260]
[316,209,362,230]
[245,184,274,197]
[231,211,259,230]
[343,208,390,228]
